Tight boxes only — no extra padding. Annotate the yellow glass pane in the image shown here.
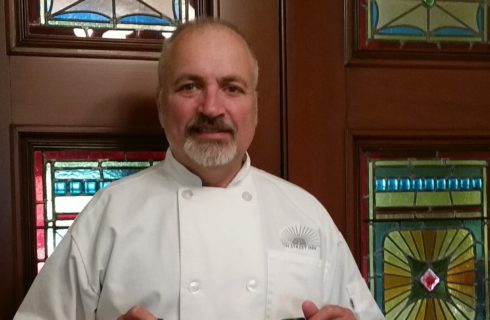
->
[401,231,421,260]
[438,229,457,258]
[384,262,412,277]
[447,283,475,298]
[384,237,409,264]
[447,270,475,286]
[391,5,427,30]
[431,2,480,32]
[384,250,410,271]
[385,284,412,301]
[448,258,474,275]
[433,230,446,260]
[385,290,410,314]
[411,230,425,260]
[406,300,422,320]
[426,299,435,319]
[415,299,427,320]
[439,300,456,320]
[375,0,423,29]
[449,289,476,309]
[422,230,436,261]
[389,232,414,258]
[449,247,475,269]
[384,274,411,289]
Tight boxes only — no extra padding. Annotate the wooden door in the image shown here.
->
[0,1,281,318]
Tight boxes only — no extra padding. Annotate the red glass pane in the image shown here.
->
[56,214,77,220]
[34,151,44,203]
[126,151,166,161]
[44,151,125,160]
[36,204,44,227]
[37,262,45,272]
[36,229,45,260]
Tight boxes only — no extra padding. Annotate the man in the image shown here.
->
[15,19,384,320]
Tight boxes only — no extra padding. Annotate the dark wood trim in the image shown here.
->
[344,0,490,69]
[11,125,168,308]
[7,0,220,60]
[345,129,490,265]
[279,0,288,180]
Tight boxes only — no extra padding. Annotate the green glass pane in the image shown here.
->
[376,192,415,207]
[102,161,150,168]
[54,161,98,168]
[401,231,421,260]
[451,191,481,206]
[415,192,451,207]
[384,250,410,271]
[374,166,411,177]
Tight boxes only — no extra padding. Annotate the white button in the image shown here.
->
[246,279,258,292]
[242,191,252,201]
[188,281,201,294]
[182,189,193,199]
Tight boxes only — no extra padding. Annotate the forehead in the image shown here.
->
[167,26,255,79]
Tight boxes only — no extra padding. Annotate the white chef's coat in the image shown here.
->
[15,150,384,320]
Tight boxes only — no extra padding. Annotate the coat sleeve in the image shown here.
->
[324,230,385,320]
[13,232,99,320]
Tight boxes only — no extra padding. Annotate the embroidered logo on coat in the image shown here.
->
[280,225,320,251]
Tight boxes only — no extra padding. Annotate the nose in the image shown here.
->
[198,86,224,118]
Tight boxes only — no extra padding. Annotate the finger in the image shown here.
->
[309,305,355,320]
[118,305,157,320]
[302,300,320,319]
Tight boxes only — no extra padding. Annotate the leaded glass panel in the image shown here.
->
[363,156,489,319]
[40,0,195,39]
[34,150,165,271]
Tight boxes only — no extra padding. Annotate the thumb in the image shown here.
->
[302,300,319,319]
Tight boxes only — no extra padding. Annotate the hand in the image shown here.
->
[117,305,157,320]
[302,300,355,320]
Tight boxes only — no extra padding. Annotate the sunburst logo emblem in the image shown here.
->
[281,225,320,250]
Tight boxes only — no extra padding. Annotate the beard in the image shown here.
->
[183,115,237,167]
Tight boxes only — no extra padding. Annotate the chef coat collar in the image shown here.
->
[163,148,251,188]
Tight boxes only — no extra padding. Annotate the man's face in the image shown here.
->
[158,26,258,169]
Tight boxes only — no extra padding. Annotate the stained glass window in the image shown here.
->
[40,0,195,39]
[358,0,490,52]
[362,156,489,319]
[33,150,165,272]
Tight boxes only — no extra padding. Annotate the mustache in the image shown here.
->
[185,115,236,137]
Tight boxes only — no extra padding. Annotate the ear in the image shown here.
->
[156,89,166,128]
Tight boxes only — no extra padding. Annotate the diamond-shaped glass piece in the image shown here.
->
[420,268,440,292]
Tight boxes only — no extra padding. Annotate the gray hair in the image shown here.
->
[157,18,259,91]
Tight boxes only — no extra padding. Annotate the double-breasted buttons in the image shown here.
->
[188,281,201,294]
[182,189,193,199]
[242,191,253,201]
[246,279,258,292]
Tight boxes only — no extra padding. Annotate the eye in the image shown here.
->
[177,82,200,93]
[223,84,245,95]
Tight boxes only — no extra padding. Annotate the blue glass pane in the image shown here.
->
[69,181,82,195]
[54,169,101,179]
[448,178,459,190]
[460,178,471,190]
[423,178,435,191]
[413,178,423,191]
[378,27,425,37]
[52,13,111,23]
[432,27,475,37]
[387,178,398,191]
[103,169,140,179]
[399,178,411,191]
[375,178,386,192]
[119,15,172,26]
[436,178,447,191]
[99,181,111,189]
[471,178,483,190]
[54,181,66,195]
[371,2,378,27]
[477,6,483,32]
[84,181,97,195]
